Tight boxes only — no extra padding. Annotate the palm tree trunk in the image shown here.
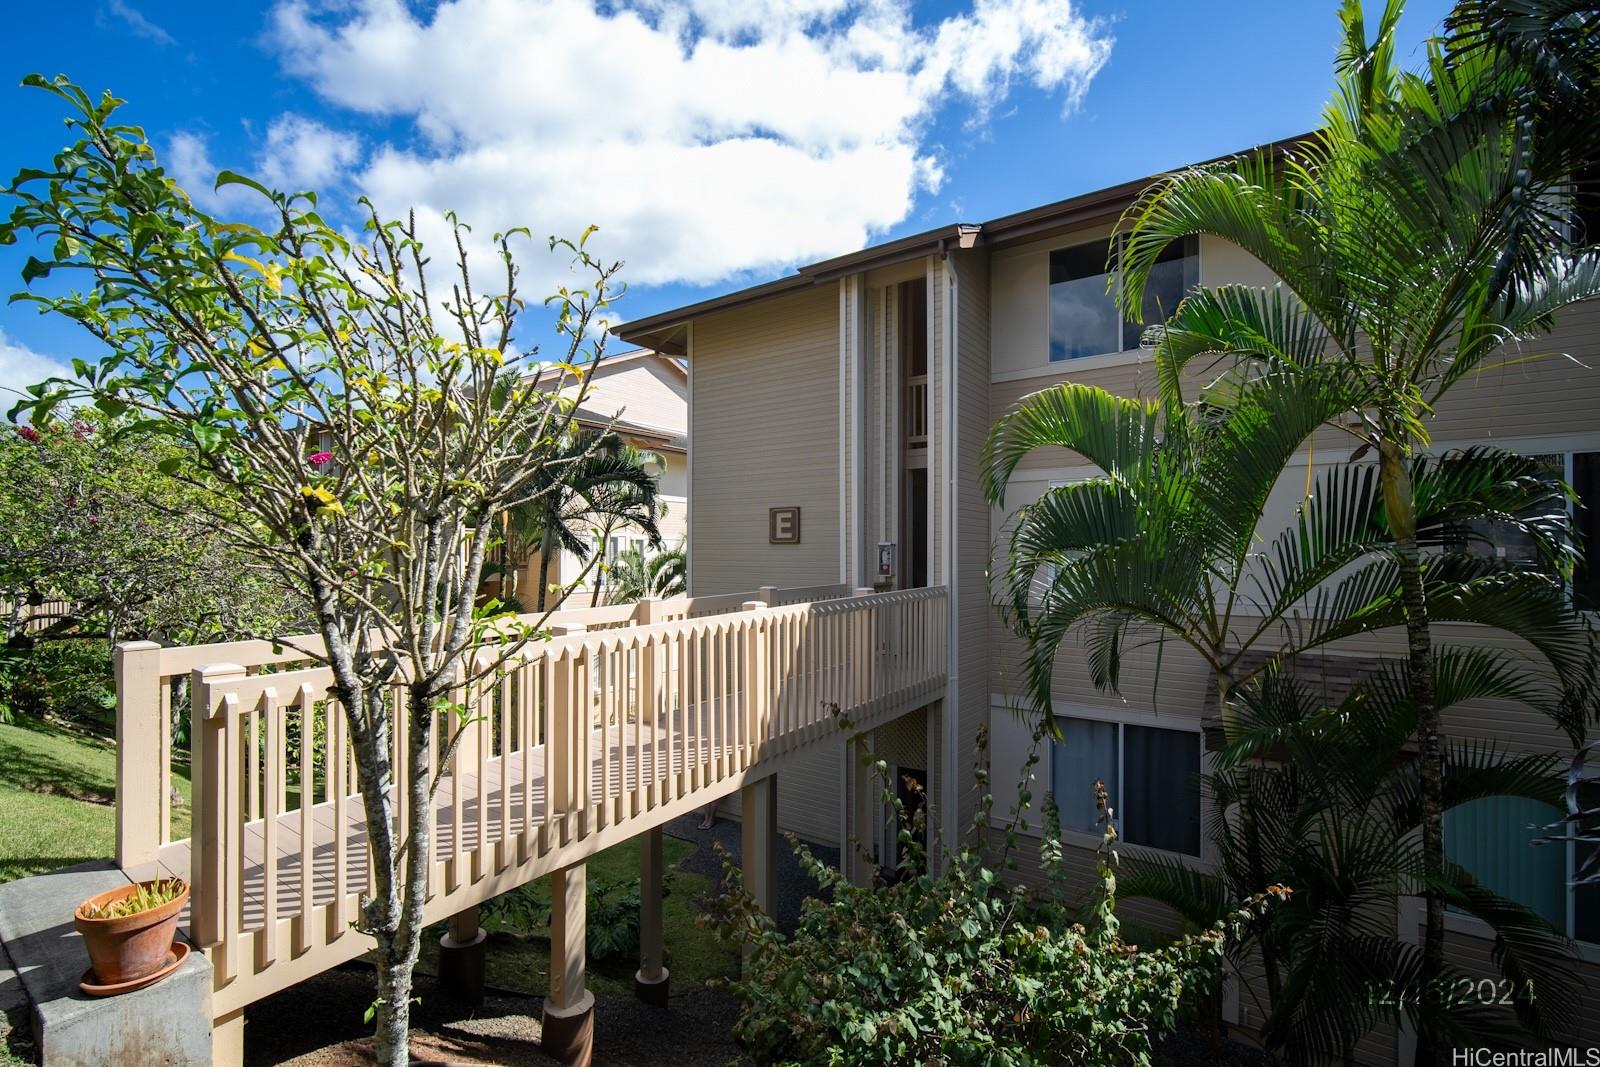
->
[536,536,554,614]
[1380,441,1444,1067]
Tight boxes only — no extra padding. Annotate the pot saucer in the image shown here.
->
[79,940,189,997]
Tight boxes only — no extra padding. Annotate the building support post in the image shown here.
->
[212,1008,246,1067]
[741,774,778,924]
[542,861,594,1066]
[846,735,877,886]
[635,826,670,1006]
[438,904,487,1005]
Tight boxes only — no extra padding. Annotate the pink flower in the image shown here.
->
[309,451,333,466]
[17,426,40,443]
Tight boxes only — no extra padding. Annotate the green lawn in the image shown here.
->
[416,834,740,998]
[0,717,191,884]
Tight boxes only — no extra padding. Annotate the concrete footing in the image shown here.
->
[541,989,595,1066]
[633,966,670,1007]
[0,860,214,1066]
[437,928,487,1005]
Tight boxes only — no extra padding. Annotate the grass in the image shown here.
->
[0,716,191,884]
[416,834,740,998]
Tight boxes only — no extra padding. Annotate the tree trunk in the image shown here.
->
[1380,441,1444,1067]
[348,684,409,1066]
[536,536,554,613]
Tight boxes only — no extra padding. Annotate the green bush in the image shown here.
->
[480,873,646,963]
[0,640,114,727]
[703,720,1285,1066]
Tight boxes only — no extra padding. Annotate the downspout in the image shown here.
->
[942,252,961,855]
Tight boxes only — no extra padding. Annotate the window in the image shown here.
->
[1049,235,1197,362]
[1454,450,1600,611]
[1445,787,1599,945]
[1051,715,1202,856]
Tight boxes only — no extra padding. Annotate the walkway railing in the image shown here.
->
[113,584,947,1013]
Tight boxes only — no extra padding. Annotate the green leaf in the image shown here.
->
[21,256,52,284]
[156,455,183,475]
[214,170,272,198]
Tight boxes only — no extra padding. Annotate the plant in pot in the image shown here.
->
[74,878,190,993]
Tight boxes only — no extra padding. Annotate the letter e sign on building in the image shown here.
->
[769,507,801,544]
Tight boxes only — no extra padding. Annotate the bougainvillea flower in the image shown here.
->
[17,426,40,442]
[309,451,333,466]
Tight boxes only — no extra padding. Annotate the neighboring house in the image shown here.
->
[618,145,1600,1061]
[493,348,688,607]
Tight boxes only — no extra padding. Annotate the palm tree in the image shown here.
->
[1113,5,1600,1057]
[507,431,663,611]
[1121,664,1578,1062]
[603,543,686,605]
[981,370,1592,1059]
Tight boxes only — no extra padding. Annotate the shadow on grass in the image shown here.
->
[0,719,115,804]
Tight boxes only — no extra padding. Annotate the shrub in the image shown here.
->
[0,640,115,726]
[480,873,646,963]
[704,721,1285,1066]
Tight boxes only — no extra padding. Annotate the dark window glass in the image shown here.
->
[1573,163,1600,248]
[1049,239,1120,361]
[1444,796,1567,929]
[1456,453,1563,569]
[1051,717,1119,834]
[900,278,928,377]
[1575,452,1600,612]
[1123,236,1198,347]
[1049,236,1197,361]
[1123,724,1201,856]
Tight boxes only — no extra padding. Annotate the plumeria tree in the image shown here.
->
[1,75,620,1065]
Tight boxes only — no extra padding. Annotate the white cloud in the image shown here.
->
[104,0,176,46]
[0,330,74,402]
[168,116,363,215]
[263,0,1112,290]
[258,115,362,193]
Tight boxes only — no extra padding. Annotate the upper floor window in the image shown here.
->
[1049,235,1197,362]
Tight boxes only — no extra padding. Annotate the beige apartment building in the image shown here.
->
[619,148,1600,1062]
[494,347,689,607]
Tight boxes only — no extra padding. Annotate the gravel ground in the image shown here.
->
[248,814,825,1065]
[657,811,839,936]
[249,966,747,1066]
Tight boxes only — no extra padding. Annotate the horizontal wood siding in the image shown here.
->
[689,286,840,594]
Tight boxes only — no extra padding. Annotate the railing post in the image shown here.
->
[758,585,777,606]
[741,775,778,927]
[550,624,587,846]
[740,601,768,764]
[114,640,165,869]
[191,662,246,983]
[852,588,874,714]
[637,598,661,809]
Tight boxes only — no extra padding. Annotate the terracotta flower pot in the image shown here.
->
[74,879,189,986]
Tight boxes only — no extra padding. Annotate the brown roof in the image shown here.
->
[617,133,1312,355]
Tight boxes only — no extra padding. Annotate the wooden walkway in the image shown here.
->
[112,585,949,1017]
[134,722,744,934]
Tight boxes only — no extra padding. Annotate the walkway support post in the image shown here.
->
[741,774,778,922]
[634,826,670,1006]
[212,1007,246,1067]
[114,640,165,868]
[438,904,487,1005]
[542,860,594,1066]
[846,735,876,886]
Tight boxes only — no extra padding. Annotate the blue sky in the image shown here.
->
[0,0,1455,385]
